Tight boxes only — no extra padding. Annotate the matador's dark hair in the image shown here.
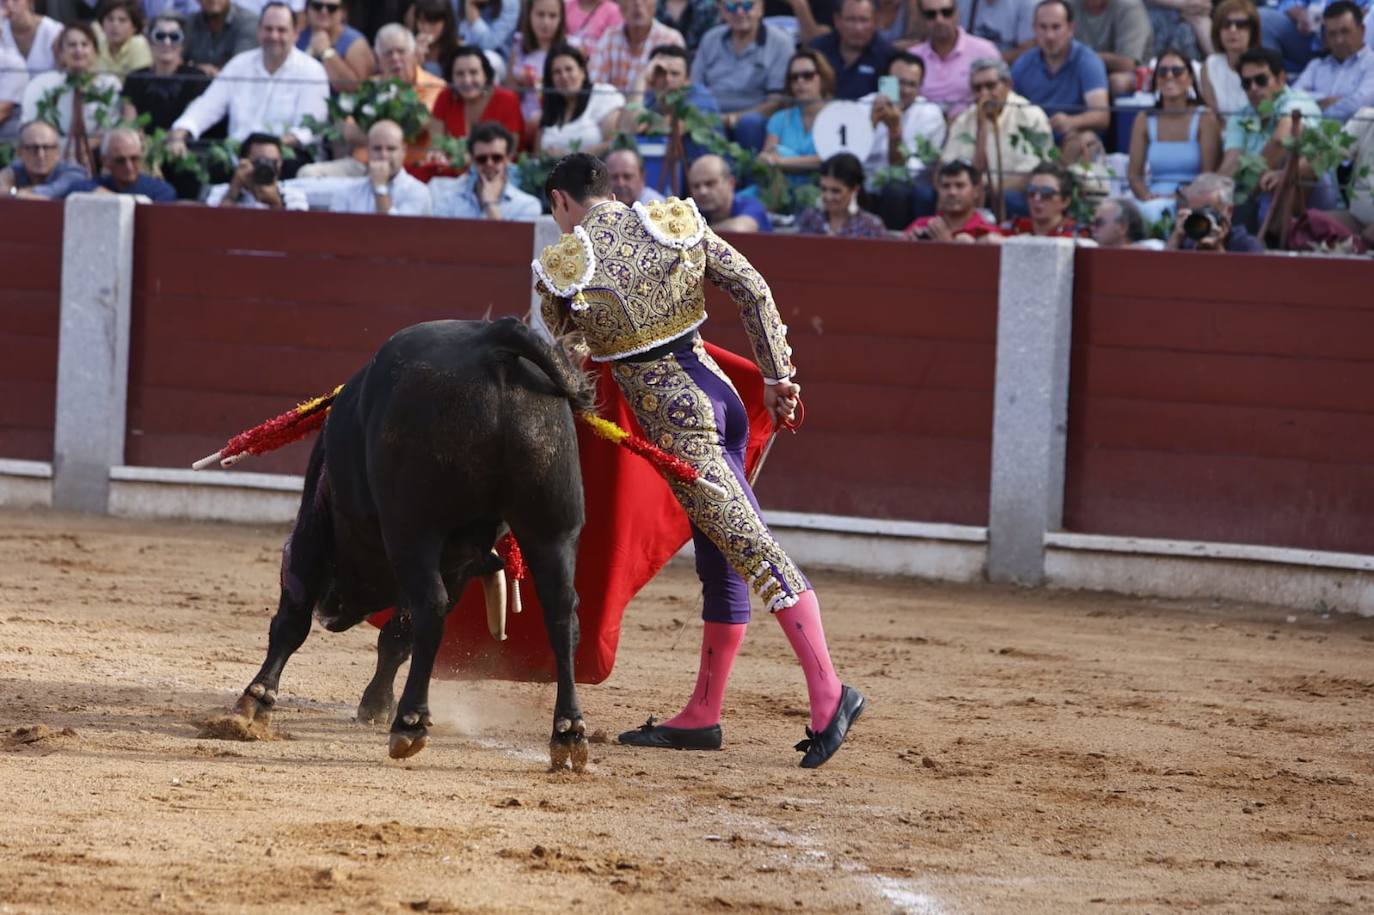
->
[544,152,611,205]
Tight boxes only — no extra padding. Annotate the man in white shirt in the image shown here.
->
[0,44,26,139]
[330,119,433,216]
[205,132,310,209]
[866,51,947,177]
[166,2,327,157]
[430,121,541,220]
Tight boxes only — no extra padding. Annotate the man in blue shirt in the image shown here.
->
[1010,0,1110,154]
[1293,2,1374,123]
[809,0,897,100]
[690,0,791,149]
[70,129,178,202]
[430,121,541,221]
[0,121,90,200]
[687,153,773,230]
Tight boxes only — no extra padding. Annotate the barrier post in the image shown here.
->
[528,214,559,338]
[987,237,1075,585]
[51,193,135,513]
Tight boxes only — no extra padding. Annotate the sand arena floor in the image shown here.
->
[0,508,1370,914]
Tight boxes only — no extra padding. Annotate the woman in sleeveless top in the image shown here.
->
[1127,49,1220,225]
[1200,0,1259,119]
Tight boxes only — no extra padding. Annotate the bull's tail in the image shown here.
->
[489,316,596,413]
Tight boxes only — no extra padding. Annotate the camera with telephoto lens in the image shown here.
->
[249,158,279,186]
[1182,206,1223,242]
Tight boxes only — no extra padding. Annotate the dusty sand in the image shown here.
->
[0,508,1371,914]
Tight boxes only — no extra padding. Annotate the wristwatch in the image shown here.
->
[320,47,338,61]
[372,184,389,196]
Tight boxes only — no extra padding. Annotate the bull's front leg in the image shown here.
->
[523,535,586,772]
[236,567,314,727]
[385,540,449,760]
[357,610,412,724]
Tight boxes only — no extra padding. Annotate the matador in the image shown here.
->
[534,153,864,768]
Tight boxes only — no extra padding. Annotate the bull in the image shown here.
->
[229,318,593,770]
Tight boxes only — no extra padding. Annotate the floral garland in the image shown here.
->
[34,71,124,133]
[330,77,431,140]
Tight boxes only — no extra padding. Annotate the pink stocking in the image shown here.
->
[662,621,746,729]
[774,590,842,732]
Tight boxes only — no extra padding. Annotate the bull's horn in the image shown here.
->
[511,579,523,615]
[482,567,508,641]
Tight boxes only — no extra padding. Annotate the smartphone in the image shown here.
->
[878,75,900,102]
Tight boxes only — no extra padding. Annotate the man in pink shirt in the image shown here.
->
[587,0,685,93]
[913,0,1001,115]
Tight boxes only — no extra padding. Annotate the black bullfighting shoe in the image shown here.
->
[795,685,866,769]
[617,716,723,751]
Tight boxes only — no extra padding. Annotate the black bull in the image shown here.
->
[231,318,595,770]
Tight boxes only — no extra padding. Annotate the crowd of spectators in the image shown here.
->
[1,0,1372,253]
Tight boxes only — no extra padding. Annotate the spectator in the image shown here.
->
[0,44,26,139]
[205,131,308,208]
[1219,47,1322,193]
[123,14,212,131]
[168,5,329,157]
[778,0,842,43]
[459,0,519,62]
[688,0,789,153]
[566,0,624,49]
[866,51,946,175]
[810,0,897,100]
[20,23,122,148]
[760,48,832,177]
[1200,0,1260,118]
[1144,0,1211,62]
[432,44,526,147]
[298,0,375,93]
[606,145,665,203]
[623,43,719,136]
[432,119,542,218]
[875,0,923,47]
[1011,0,1110,150]
[905,159,1002,239]
[69,127,177,200]
[536,44,624,154]
[913,0,1002,115]
[1,0,64,75]
[508,0,566,122]
[184,0,261,78]
[960,0,1037,55]
[1127,48,1220,222]
[1007,160,1086,235]
[686,151,772,229]
[329,119,432,215]
[588,0,684,93]
[1259,0,1366,76]
[411,0,459,77]
[795,151,889,236]
[0,120,89,198]
[231,0,306,15]
[1330,103,1374,243]
[1067,0,1152,97]
[95,0,152,77]
[1166,171,1263,250]
[657,0,718,51]
[1293,2,1374,123]
[943,57,1052,203]
[298,24,447,177]
[1090,195,1153,245]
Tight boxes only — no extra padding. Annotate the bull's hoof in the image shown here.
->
[234,684,277,726]
[388,731,428,760]
[356,691,394,726]
[549,717,588,772]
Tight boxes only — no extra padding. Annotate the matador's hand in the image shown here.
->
[765,380,801,427]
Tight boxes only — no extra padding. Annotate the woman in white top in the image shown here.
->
[0,0,65,74]
[535,44,623,156]
[20,22,122,150]
[1200,0,1260,119]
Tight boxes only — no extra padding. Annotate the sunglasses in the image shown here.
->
[150,29,183,44]
[1026,186,1061,199]
[1221,17,1251,30]
[922,6,957,18]
[1239,72,1271,90]
[307,1,342,11]
[788,69,819,82]
[1156,64,1188,78]
[722,0,755,11]
[473,153,506,164]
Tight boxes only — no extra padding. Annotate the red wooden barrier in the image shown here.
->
[0,200,63,462]
[1065,248,1374,554]
[126,207,535,475]
[709,233,998,526]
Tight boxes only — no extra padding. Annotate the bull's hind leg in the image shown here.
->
[357,611,412,725]
[384,537,449,760]
[521,534,586,772]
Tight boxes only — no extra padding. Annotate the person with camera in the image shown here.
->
[206,132,308,210]
[1165,172,1264,252]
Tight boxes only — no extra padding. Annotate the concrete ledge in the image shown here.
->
[1046,536,1374,617]
[108,466,303,524]
[0,460,53,509]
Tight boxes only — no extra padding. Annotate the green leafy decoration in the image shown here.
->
[34,71,123,133]
[0,141,13,168]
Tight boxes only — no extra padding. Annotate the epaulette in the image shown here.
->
[633,197,706,250]
[530,226,596,310]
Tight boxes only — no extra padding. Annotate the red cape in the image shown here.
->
[369,342,773,683]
